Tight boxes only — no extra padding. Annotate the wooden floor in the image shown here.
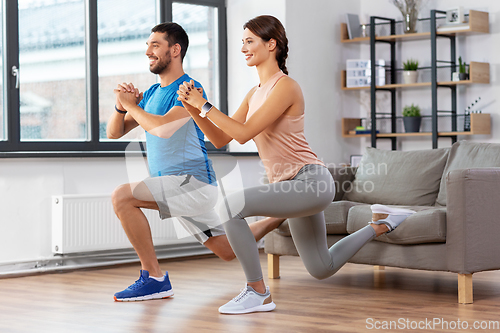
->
[1,253,500,333]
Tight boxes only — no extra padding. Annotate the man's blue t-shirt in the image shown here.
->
[138,73,216,185]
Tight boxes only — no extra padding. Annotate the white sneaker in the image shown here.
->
[369,204,416,233]
[218,285,276,314]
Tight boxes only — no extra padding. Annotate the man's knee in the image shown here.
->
[217,250,236,262]
[111,184,132,214]
[204,236,236,262]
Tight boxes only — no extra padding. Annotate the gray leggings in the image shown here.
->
[220,164,376,282]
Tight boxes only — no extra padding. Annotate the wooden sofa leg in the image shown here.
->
[458,273,473,304]
[373,265,385,286]
[268,254,280,279]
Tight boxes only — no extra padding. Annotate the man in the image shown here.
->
[108,22,283,302]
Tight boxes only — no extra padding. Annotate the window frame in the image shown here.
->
[0,0,227,157]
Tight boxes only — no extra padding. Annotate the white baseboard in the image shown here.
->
[0,242,211,279]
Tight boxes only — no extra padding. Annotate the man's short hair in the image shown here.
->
[151,22,189,60]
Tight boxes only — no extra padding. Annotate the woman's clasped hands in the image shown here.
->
[177,80,205,110]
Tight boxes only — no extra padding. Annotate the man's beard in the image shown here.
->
[149,53,171,75]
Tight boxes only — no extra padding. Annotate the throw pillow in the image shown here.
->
[344,147,449,206]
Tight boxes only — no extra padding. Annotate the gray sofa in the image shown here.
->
[264,140,500,303]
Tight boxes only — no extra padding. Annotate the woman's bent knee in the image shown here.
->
[309,270,332,280]
[218,190,247,223]
[304,264,336,280]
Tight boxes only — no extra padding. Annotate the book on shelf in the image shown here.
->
[349,130,380,135]
[437,23,469,32]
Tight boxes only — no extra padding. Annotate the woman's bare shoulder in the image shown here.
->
[275,75,303,95]
[244,85,259,100]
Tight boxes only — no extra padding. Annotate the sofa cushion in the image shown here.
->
[436,141,500,206]
[343,147,449,206]
[346,205,447,245]
[272,200,362,237]
[328,167,356,201]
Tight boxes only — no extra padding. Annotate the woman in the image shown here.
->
[177,15,414,314]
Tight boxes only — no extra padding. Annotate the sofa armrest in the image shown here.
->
[328,166,357,201]
[446,168,500,274]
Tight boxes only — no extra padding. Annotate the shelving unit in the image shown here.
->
[340,10,490,149]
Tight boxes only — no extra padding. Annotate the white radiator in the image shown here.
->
[51,194,188,254]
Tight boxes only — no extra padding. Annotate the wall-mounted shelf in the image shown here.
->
[341,62,489,90]
[342,113,490,138]
[340,10,489,44]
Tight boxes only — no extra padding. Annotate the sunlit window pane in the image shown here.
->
[98,0,157,141]
[173,2,220,110]
[18,0,86,141]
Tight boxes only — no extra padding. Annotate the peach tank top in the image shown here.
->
[246,71,324,183]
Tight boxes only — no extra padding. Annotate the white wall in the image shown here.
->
[226,0,286,152]
[285,0,362,164]
[0,158,126,264]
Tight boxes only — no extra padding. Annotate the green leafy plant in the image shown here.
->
[402,103,421,117]
[458,56,468,74]
[403,58,419,71]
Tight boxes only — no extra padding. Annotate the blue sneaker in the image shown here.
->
[114,270,174,302]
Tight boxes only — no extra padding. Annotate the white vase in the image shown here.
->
[403,70,418,84]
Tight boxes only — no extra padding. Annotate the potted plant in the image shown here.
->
[459,56,469,80]
[453,56,469,81]
[402,58,419,84]
[402,103,422,132]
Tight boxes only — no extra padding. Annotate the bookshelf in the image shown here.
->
[340,10,490,149]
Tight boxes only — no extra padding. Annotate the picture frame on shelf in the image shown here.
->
[446,7,465,24]
[437,7,469,32]
[345,13,361,39]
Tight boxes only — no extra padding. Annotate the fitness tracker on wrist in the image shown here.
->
[115,105,127,114]
[200,101,213,118]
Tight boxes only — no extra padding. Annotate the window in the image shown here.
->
[0,3,4,141]
[97,0,157,141]
[19,0,86,141]
[0,0,226,156]
[173,2,220,111]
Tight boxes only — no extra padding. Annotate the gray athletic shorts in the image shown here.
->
[143,174,225,244]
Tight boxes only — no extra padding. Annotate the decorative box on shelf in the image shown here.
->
[345,59,385,88]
